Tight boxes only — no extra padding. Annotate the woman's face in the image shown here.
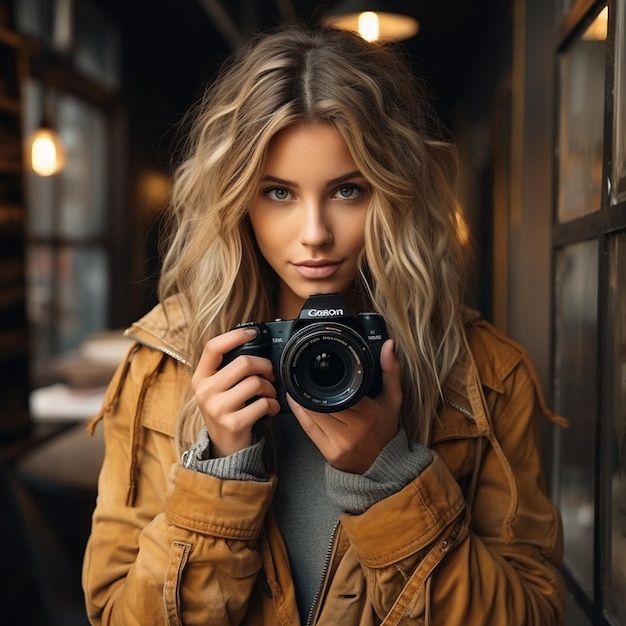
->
[248,122,371,319]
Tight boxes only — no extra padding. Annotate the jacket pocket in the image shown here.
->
[163,540,191,626]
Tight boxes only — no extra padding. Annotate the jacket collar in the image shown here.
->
[124,295,192,367]
[434,333,491,443]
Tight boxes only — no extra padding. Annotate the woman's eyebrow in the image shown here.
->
[261,170,364,188]
[326,171,363,186]
[261,175,295,187]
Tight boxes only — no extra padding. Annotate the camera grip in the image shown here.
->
[219,322,273,368]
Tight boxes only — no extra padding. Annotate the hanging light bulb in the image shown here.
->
[358,12,380,42]
[26,82,66,177]
[323,1,419,42]
[27,125,66,176]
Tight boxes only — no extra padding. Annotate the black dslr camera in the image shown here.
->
[220,293,388,413]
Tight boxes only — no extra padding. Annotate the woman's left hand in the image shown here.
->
[287,339,403,474]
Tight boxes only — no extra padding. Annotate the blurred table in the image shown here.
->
[29,384,105,423]
[16,421,104,492]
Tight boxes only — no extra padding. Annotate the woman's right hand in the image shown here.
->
[191,327,280,458]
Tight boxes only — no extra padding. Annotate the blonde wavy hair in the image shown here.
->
[159,25,468,449]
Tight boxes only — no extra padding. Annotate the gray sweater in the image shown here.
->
[182,416,433,621]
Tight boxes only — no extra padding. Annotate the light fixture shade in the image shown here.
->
[27,126,66,176]
[323,0,419,42]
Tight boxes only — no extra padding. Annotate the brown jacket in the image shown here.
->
[82,296,567,625]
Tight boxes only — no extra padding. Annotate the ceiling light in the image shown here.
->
[323,1,420,42]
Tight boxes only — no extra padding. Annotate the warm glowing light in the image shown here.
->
[324,10,419,42]
[28,127,66,176]
[455,209,470,245]
[358,11,379,42]
[139,170,171,209]
[583,6,608,41]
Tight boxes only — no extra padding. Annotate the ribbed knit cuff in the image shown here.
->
[325,429,433,514]
[181,427,268,481]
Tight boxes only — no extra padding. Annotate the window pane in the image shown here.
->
[25,169,55,236]
[57,246,108,353]
[26,244,54,372]
[15,0,120,81]
[24,85,109,239]
[554,240,598,597]
[613,2,626,204]
[558,18,606,221]
[56,94,108,239]
[14,0,54,42]
[24,80,55,237]
[26,245,108,372]
[74,1,120,89]
[606,232,626,624]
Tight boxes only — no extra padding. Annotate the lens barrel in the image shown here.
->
[280,322,374,412]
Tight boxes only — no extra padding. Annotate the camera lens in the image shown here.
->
[280,323,374,412]
[309,350,345,388]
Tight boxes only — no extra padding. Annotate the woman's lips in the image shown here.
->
[293,261,341,279]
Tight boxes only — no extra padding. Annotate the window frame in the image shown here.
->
[551,1,626,623]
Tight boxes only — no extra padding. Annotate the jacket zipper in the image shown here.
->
[124,331,481,624]
[306,522,340,626]
[444,399,475,423]
[124,332,193,368]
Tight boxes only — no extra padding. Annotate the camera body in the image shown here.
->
[220,293,388,413]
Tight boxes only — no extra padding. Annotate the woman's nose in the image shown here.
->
[299,203,333,247]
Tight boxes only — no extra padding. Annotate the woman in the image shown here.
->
[82,24,567,625]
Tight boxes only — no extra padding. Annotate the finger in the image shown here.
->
[287,394,324,433]
[377,339,403,411]
[207,393,280,458]
[287,394,350,442]
[380,338,399,375]
[196,371,277,414]
[214,387,280,423]
[193,327,259,381]
[207,354,275,392]
[238,395,281,421]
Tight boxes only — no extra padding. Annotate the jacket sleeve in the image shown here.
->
[337,357,566,626]
[82,344,276,626]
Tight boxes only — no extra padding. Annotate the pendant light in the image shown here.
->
[26,84,66,177]
[322,1,420,42]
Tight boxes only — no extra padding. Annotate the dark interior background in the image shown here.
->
[2,2,512,624]
[94,0,509,132]
[88,0,510,324]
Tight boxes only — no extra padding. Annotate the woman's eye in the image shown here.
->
[264,186,291,201]
[334,184,363,199]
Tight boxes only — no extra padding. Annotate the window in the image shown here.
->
[613,3,626,203]
[25,81,110,370]
[557,16,605,221]
[554,239,599,598]
[552,2,626,624]
[16,0,119,380]
[606,232,626,624]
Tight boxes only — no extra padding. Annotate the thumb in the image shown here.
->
[377,339,403,412]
